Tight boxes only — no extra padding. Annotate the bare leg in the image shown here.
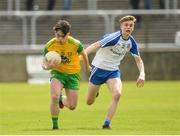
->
[86,82,100,105]
[103,78,122,128]
[50,78,64,129]
[63,89,78,110]
[50,78,64,115]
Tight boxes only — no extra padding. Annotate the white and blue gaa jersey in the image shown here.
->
[92,31,140,71]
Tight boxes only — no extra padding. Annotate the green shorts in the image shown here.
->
[50,70,80,90]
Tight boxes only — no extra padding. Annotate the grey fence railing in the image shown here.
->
[0,9,180,48]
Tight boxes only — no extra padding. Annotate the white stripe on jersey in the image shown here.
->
[89,67,98,80]
[100,31,121,47]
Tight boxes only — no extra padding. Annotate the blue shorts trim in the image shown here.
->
[89,66,121,85]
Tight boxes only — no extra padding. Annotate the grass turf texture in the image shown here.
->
[0,81,180,135]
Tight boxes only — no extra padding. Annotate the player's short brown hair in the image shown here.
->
[119,15,136,24]
[53,20,71,35]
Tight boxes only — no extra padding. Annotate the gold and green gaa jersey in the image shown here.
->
[43,36,84,74]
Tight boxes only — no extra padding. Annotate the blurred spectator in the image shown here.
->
[144,0,152,9]
[47,0,72,10]
[129,0,143,28]
[144,0,165,9]
[26,0,72,10]
[63,0,72,10]
[26,0,34,10]
[159,0,165,9]
[47,0,56,10]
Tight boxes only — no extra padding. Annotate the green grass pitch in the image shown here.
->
[0,81,180,135]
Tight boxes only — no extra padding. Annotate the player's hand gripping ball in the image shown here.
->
[45,51,61,65]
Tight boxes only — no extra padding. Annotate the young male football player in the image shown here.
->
[42,20,90,129]
[85,15,145,129]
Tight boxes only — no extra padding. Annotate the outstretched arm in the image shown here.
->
[85,41,101,55]
[80,50,91,74]
[134,56,145,87]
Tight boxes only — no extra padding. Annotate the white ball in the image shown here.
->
[45,51,61,65]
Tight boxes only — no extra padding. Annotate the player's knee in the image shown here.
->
[113,91,121,101]
[51,94,59,103]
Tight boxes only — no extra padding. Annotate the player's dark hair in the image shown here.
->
[53,20,71,35]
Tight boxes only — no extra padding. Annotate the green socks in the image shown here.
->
[52,117,59,129]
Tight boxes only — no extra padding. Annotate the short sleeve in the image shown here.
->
[99,31,121,48]
[77,42,84,54]
[130,37,140,56]
[43,47,48,56]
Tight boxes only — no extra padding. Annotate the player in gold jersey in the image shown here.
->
[42,20,90,129]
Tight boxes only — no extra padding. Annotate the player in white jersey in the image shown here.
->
[85,15,145,129]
